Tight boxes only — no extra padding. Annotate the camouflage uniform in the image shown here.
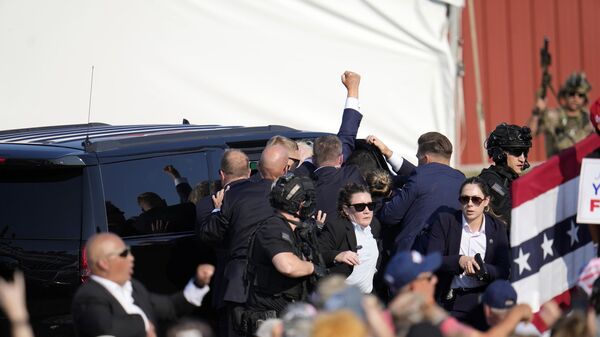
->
[536,108,593,158]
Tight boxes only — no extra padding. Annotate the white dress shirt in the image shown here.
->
[345,222,379,293]
[91,275,210,330]
[450,214,487,289]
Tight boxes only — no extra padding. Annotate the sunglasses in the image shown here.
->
[108,246,131,259]
[350,202,375,212]
[459,195,484,206]
[567,91,586,98]
[505,148,529,157]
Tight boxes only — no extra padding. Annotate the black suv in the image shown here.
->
[0,122,326,336]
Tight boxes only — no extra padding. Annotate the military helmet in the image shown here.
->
[561,72,592,99]
[485,123,532,163]
[270,172,316,220]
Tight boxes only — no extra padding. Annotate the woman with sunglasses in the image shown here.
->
[318,183,382,294]
[426,176,510,331]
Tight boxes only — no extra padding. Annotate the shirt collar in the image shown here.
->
[91,275,133,294]
[461,214,486,234]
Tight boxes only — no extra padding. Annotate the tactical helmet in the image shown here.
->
[270,173,316,220]
[485,123,532,164]
[561,72,592,102]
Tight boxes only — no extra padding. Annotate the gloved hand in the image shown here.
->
[313,264,328,278]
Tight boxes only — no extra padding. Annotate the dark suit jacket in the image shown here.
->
[318,216,382,277]
[426,211,510,303]
[377,162,465,252]
[312,165,365,220]
[72,278,194,337]
[195,178,274,307]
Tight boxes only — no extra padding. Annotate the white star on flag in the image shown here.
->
[540,233,554,260]
[514,248,532,275]
[567,220,580,246]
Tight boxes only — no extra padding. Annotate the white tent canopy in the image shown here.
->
[0,0,460,158]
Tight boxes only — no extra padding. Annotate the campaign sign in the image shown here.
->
[577,158,600,224]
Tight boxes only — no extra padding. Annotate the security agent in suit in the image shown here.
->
[196,145,289,337]
[377,132,466,253]
[426,177,510,331]
[318,183,382,293]
[72,233,213,337]
[245,174,326,320]
[478,123,532,229]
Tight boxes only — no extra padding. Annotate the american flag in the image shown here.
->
[510,134,600,312]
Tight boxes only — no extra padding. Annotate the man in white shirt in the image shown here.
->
[72,233,213,337]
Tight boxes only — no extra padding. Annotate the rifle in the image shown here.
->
[539,37,557,100]
[295,218,328,285]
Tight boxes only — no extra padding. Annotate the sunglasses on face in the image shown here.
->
[350,202,375,212]
[109,246,131,259]
[567,91,586,98]
[458,195,484,206]
[505,148,528,157]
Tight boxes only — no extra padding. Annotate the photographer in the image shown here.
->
[427,177,510,331]
[242,173,326,333]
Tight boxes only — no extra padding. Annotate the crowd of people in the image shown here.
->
[1,71,600,337]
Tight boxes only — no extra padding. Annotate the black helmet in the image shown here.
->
[270,173,316,220]
[485,123,532,164]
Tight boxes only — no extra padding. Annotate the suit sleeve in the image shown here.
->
[377,173,419,226]
[195,194,231,245]
[337,108,362,162]
[72,292,146,337]
[148,292,195,322]
[318,222,343,266]
[175,181,192,204]
[485,218,511,280]
[427,215,462,274]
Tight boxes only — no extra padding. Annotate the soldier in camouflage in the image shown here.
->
[528,72,593,158]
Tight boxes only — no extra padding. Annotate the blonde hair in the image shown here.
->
[311,310,367,337]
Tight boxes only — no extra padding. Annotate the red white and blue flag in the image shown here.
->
[511,134,600,312]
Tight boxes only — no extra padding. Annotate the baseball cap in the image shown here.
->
[481,280,517,309]
[589,97,600,133]
[384,251,441,291]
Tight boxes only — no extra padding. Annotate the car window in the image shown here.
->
[0,168,83,239]
[101,152,214,237]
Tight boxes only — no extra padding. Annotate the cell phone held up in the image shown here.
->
[474,253,489,282]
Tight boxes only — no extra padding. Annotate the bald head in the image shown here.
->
[86,232,133,285]
[220,149,250,185]
[259,144,289,180]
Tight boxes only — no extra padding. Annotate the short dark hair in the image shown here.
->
[417,132,452,159]
[313,135,342,166]
[337,183,371,218]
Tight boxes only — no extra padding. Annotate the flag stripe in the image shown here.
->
[511,178,579,246]
[512,134,600,208]
[512,243,596,311]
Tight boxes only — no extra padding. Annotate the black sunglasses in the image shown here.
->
[350,202,375,212]
[567,91,586,98]
[459,195,484,206]
[505,148,528,157]
[111,247,131,258]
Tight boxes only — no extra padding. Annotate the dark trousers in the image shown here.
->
[218,302,245,337]
[441,288,489,331]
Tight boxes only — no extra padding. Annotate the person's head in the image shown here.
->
[338,183,373,228]
[551,311,592,337]
[267,135,301,172]
[313,135,343,168]
[416,132,453,166]
[589,97,600,136]
[561,72,591,111]
[296,139,314,163]
[485,123,532,174]
[167,319,215,337]
[459,177,491,224]
[85,233,134,285]
[259,144,289,180]
[311,310,368,337]
[255,318,283,337]
[270,173,316,221]
[219,149,250,185]
[481,280,518,326]
[365,169,393,199]
[384,251,441,304]
[280,302,318,337]
[137,192,166,212]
